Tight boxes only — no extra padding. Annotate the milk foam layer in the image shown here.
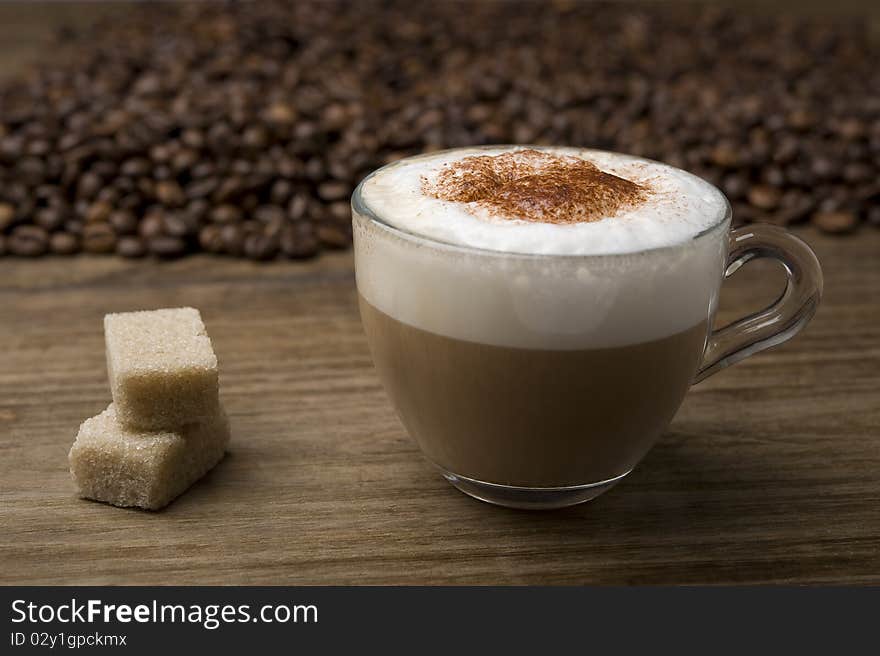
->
[353,147,731,349]
[359,147,728,256]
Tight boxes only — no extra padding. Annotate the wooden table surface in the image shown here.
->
[1,225,878,585]
[0,3,878,586]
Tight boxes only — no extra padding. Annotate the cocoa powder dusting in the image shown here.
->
[423,150,649,224]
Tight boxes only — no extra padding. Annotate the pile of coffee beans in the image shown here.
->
[0,1,877,259]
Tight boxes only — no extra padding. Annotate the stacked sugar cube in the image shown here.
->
[69,308,229,510]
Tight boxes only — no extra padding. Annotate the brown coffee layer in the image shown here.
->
[360,295,707,487]
[423,149,649,224]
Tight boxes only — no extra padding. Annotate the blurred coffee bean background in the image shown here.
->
[0,0,878,261]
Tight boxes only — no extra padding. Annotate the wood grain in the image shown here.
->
[0,3,127,81]
[1,225,878,585]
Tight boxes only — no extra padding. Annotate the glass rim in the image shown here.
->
[351,145,733,260]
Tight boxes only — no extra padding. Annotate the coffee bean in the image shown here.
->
[184,199,209,222]
[185,178,219,199]
[163,212,197,238]
[784,164,811,188]
[148,235,187,258]
[120,158,150,177]
[241,219,260,236]
[270,179,293,205]
[220,224,245,256]
[280,223,319,259]
[266,102,296,125]
[772,137,799,165]
[263,215,285,239]
[82,223,117,253]
[191,161,215,179]
[242,126,269,151]
[316,223,350,249]
[244,232,278,260]
[327,201,350,223]
[85,200,113,224]
[317,181,349,201]
[843,162,872,184]
[18,157,47,185]
[213,177,243,203]
[137,178,155,197]
[211,204,243,224]
[150,143,173,163]
[810,157,835,182]
[287,194,309,221]
[722,174,747,201]
[64,219,84,235]
[747,184,782,211]
[172,149,199,172]
[1,1,877,261]
[276,156,300,179]
[254,205,285,224]
[34,184,59,205]
[96,187,119,205]
[9,225,49,256]
[327,159,352,182]
[76,172,103,200]
[117,236,147,258]
[14,198,36,223]
[761,167,785,188]
[0,135,24,161]
[241,193,260,212]
[35,207,66,232]
[304,158,325,181]
[109,210,138,235]
[155,180,185,207]
[118,192,141,210]
[813,210,858,235]
[50,231,80,255]
[181,129,205,149]
[199,225,225,253]
[787,109,816,131]
[321,104,349,131]
[836,118,865,141]
[139,211,165,240]
[709,142,740,169]
[0,202,15,231]
[26,139,51,157]
[780,191,814,224]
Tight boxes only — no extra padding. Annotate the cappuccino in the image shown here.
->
[354,147,730,500]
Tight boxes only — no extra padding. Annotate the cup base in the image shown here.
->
[438,468,632,510]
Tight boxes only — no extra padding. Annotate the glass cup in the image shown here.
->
[351,147,823,509]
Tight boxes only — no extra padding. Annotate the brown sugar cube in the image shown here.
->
[104,307,219,430]
[69,404,230,510]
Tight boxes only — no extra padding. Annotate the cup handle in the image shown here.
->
[695,224,823,383]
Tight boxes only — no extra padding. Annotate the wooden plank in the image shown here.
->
[0,2,127,80]
[1,226,878,585]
